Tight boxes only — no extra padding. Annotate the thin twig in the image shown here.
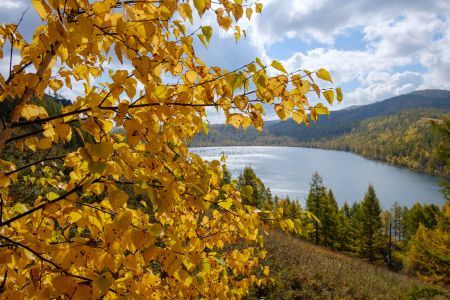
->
[3,155,65,176]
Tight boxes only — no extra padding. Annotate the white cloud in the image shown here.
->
[347,71,423,105]
[240,0,450,107]
[1,0,449,111]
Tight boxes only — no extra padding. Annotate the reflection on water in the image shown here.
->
[191,146,446,208]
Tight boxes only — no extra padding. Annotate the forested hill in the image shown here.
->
[191,89,450,146]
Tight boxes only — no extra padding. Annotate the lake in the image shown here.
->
[191,146,446,208]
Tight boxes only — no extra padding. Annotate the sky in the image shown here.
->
[2,0,450,122]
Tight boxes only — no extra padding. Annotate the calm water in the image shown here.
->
[191,146,446,208]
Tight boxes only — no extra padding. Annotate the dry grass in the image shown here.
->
[249,230,448,300]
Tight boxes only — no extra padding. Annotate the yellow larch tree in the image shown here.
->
[0,0,341,298]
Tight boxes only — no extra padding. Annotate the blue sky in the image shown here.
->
[2,0,450,123]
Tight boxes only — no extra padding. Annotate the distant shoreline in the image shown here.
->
[190,144,450,179]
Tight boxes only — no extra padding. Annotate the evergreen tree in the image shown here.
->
[356,185,383,262]
[306,172,325,244]
[336,202,354,252]
[391,202,404,240]
[237,166,267,209]
[321,189,339,248]
[405,203,450,284]
[403,203,442,240]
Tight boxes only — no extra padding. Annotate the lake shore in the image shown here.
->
[190,143,450,179]
[191,146,446,208]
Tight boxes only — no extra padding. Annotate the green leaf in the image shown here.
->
[314,103,329,115]
[46,192,59,201]
[213,255,226,267]
[271,60,288,74]
[197,34,208,48]
[218,199,233,210]
[316,68,333,82]
[336,87,343,102]
[240,185,253,201]
[201,26,213,42]
[255,57,264,68]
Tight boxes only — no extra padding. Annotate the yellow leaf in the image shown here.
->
[298,80,310,94]
[25,137,38,152]
[193,0,206,16]
[90,182,104,195]
[110,189,129,210]
[37,138,52,150]
[241,116,252,129]
[275,104,289,121]
[256,57,265,68]
[313,103,329,118]
[68,211,82,223]
[311,83,321,97]
[46,192,59,201]
[184,70,197,84]
[232,5,244,21]
[256,3,263,13]
[0,175,10,188]
[292,110,305,125]
[49,79,63,91]
[316,68,333,82]
[323,90,334,105]
[246,7,252,19]
[197,34,208,48]
[271,60,288,74]
[94,272,114,294]
[233,95,248,111]
[20,104,48,121]
[228,114,243,129]
[54,123,72,142]
[32,0,51,20]
[218,199,233,210]
[93,141,114,158]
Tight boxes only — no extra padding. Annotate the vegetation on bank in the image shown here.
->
[305,110,450,176]
[192,106,450,176]
[236,166,449,278]
[250,230,448,300]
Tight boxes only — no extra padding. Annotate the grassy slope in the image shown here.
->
[250,230,448,300]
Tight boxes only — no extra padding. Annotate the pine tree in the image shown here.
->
[406,203,450,284]
[356,185,383,262]
[336,202,354,251]
[391,202,404,240]
[306,172,325,244]
[237,166,267,209]
[321,189,339,248]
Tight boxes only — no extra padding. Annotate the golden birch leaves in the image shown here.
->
[0,0,343,298]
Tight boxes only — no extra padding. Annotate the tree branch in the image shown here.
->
[0,179,85,228]
[3,155,65,176]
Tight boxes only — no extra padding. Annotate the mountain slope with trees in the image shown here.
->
[305,110,450,176]
[193,89,450,146]
[192,90,450,176]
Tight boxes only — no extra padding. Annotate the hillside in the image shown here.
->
[191,89,450,146]
[249,230,448,300]
[304,110,450,176]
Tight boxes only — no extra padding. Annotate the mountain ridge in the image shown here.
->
[191,89,450,146]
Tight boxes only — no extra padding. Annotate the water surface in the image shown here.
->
[191,146,446,208]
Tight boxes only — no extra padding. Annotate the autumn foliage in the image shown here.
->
[0,0,341,298]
